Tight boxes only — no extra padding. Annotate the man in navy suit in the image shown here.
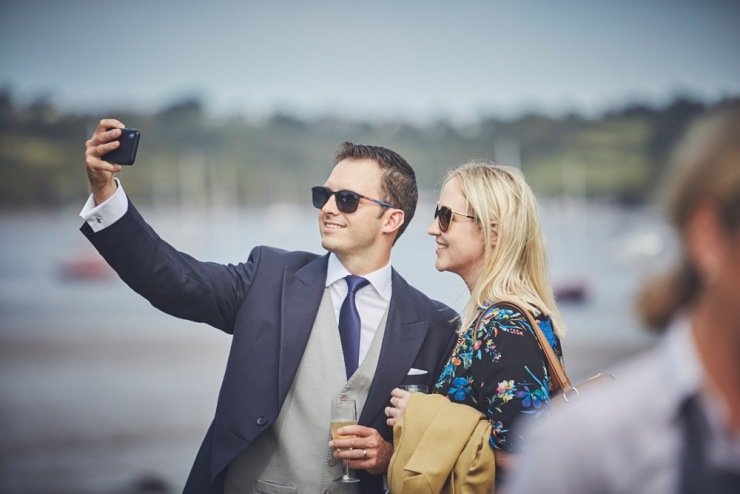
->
[80,119,457,493]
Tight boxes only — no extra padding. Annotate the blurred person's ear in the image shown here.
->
[685,199,725,288]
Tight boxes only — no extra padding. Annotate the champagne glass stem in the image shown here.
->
[343,459,351,480]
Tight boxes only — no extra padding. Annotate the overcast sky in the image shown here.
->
[2,0,739,123]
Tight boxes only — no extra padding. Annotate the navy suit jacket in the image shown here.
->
[82,201,458,494]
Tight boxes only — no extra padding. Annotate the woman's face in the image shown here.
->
[427,177,485,289]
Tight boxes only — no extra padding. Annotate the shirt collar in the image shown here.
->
[326,253,393,302]
[665,315,729,426]
[665,314,703,404]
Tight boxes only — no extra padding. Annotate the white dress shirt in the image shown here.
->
[325,253,392,367]
[79,178,128,231]
[80,180,393,367]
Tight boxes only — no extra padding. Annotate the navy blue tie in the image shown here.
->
[338,275,370,379]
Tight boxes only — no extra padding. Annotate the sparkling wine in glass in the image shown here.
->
[331,397,360,483]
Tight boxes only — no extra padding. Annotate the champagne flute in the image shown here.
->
[331,397,360,483]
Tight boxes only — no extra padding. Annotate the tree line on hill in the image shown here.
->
[1,88,737,210]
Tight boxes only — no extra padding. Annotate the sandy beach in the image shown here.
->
[0,319,652,494]
[0,321,229,494]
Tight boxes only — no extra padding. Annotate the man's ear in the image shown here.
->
[382,209,405,236]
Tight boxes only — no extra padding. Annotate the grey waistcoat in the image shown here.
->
[225,287,389,494]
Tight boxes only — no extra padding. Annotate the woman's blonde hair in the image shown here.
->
[637,105,740,329]
[444,161,567,337]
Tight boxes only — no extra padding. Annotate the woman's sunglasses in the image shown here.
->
[434,204,475,232]
[312,186,396,214]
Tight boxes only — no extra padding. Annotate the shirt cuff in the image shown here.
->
[79,178,128,232]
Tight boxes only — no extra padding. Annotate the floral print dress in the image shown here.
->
[434,303,563,452]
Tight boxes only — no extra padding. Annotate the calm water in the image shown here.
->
[0,199,674,493]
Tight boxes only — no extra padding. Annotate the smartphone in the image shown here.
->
[102,127,140,166]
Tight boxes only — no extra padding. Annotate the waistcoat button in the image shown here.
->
[256,416,268,426]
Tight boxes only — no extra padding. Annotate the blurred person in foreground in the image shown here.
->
[80,119,458,494]
[505,106,740,493]
[384,162,568,491]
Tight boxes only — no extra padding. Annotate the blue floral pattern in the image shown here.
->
[434,304,563,451]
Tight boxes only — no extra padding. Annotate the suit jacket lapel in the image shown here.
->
[360,270,429,424]
[278,254,329,402]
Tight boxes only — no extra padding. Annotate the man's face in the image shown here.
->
[317,158,390,262]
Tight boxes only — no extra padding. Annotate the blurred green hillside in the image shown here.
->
[1,90,737,210]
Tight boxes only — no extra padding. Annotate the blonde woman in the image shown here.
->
[386,162,566,481]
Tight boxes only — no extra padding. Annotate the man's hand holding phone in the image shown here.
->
[85,119,140,205]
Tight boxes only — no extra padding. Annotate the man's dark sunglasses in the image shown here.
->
[312,186,396,214]
[434,204,475,232]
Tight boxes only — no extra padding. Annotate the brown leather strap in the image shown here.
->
[494,301,573,394]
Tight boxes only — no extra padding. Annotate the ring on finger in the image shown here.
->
[363,449,368,460]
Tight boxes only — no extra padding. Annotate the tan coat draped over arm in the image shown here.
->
[388,393,495,493]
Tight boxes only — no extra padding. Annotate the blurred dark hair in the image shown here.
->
[334,141,418,242]
[636,105,740,330]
